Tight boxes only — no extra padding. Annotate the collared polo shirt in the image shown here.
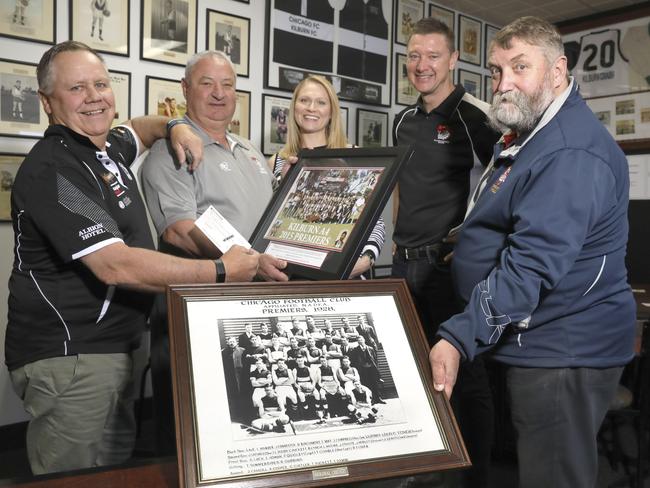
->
[392,85,499,248]
[141,115,274,242]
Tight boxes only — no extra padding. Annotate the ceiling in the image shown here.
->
[430,0,646,27]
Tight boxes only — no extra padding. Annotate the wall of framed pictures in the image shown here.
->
[0,0,500,430]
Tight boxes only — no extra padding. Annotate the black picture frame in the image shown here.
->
[249,146,413,281]
[428,3,454,33]
[395,0,424,46]
[206,9,250,77]
[261,93,292,156]
[457,14,482,66]
[483,24,499,69]
[70,0,130,56]
[0,152,25,221]
[458,68,482,100]
[0,0,56,45]
[356,109,389,148]
[395,52,418,106]
[108,69,131,126]
[264,0,394,107]
[144,75,185,117]
[0,58,49,138]
[140,0,197,67]
[167,279,469,487]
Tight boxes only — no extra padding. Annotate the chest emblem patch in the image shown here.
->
[434,124,451,144]
[219,161,232,172]
[490,166,512,193]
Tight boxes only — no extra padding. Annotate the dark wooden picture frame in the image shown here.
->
[206,9,250,77]
[70,0,130,56]
[250,146,412,281]
[167,279,469,488]
[0,0,55,44]
[228,89,250,140]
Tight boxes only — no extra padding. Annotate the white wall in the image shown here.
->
[0,1,493,426]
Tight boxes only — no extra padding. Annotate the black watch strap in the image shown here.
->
[214,259,226,283]
[362,250,376,265]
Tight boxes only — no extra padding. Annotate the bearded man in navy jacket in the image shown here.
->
[429,16,636,488]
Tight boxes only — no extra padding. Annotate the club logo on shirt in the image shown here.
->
[219,161,232,172]
[490,166,512,193]
[434,124,451,144]
[100,172,126,197]
[79,223,106,241]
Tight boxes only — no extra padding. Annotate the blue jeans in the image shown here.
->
[507,366,623,488]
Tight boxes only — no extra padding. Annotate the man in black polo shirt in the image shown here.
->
[5,41,260,476]
[391,17,500,488]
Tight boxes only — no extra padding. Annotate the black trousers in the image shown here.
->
[507,366,623,488]
[392,252,494,488]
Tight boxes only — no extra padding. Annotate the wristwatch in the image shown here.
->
[214,259,226,283]
[361,250,376,265]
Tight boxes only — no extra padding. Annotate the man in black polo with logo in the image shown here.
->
[5,41,259,476]
[391,17,500,488]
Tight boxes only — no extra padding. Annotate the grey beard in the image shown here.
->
[488,84,554,134]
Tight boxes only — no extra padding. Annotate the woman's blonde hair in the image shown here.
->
[279,75,348,159]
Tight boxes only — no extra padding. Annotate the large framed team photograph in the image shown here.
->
[206,9,249,77]
[140,0,196,66]
[0,0,55,44]
[249,146,412,281]
[167,279,470,488]
[70,0,129,56]
[0,58,49,138]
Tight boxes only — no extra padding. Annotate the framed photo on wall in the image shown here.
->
[70,0,129,56]
[395,0,424,46]
[141,0,196,66]
[108,70,131,126]
[145,75,186,117]
[483,24,499,68]
[483,75,493,104]
[0,0,55,44]
[0,153,24,221]
[262,93,291,156]
[395,53,418,106]
[206,9,249,77]
[458,14,482,66]
[356,109,388,148]
[428,3,454,33]
[340,105,349,138]
[228,89,250,140]
[458,69,482,100]
[0,59,49,138]
[167,279,469,488]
